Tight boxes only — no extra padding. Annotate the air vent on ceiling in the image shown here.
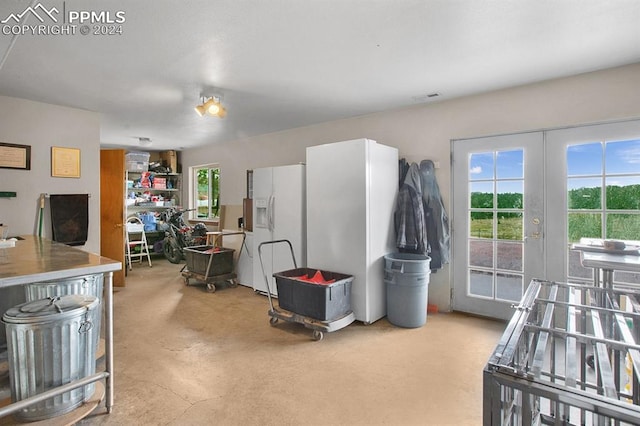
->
[412,93,441,102]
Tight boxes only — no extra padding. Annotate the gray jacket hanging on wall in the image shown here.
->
[419,160,450,270]
[394,159,450,271]
[394,162,427,254]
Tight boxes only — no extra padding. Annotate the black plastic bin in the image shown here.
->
[273,268,353,321]
[183,245,235,277]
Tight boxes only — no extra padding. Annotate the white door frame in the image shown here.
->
[451,132,544,320]
[451,119,640,320]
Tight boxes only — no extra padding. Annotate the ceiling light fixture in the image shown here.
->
[138,137,152,147]
[195,93,226,118]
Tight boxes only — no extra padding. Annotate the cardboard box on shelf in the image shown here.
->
[160,150,178,173]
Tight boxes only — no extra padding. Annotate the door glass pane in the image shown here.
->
[606,176,640,209]
[496,273,523,302]
[497,242,523,272]
[469,240,493,268]
[605,139,640,174]
[470,182,493,208]
[497,181,523,209]
[497,212,523,240]
[568,212,602,243]
[614,270,640,286]
[567,249,593,280]
[566,138,640,287]
[497,150,523,179]
[606,213,640,240]
[567,142,602,176]
[467,148,525,305]
[470,152,494,180]
[469,270,493,298]
[470,212,493,238]
[567,178,601,209]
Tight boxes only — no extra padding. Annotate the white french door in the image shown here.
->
[452,120,640,320]
[452,132,544,320]
[546,120,640,286]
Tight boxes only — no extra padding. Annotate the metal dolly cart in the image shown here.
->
[258,239,356,341]
[181,231,246,293]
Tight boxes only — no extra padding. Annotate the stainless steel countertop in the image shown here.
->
[579,250,640,273]
[0,235,121,288]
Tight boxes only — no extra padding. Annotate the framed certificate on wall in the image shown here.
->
[51,146,81,178]
[0,142,31,170]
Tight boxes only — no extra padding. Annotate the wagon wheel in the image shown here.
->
[228,279,238,288]
[312,330,324,341]
[269,316,278,326]
[206,283,216,293]
[184,277,190,286]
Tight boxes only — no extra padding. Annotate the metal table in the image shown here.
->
[0,236,121,420]
[579,250,640,290]
[484,279,640,425]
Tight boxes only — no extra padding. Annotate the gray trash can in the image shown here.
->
[24,274,104,361]
[384,253,431,328]
[24,274,104,301]
[2,294,100,421]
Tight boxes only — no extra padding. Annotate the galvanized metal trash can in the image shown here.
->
[24,274,104,301]
[384,253,431,328]
[24,274,104,362]
[2,294,100,421]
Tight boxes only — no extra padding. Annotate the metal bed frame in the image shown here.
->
[484,279,640,425]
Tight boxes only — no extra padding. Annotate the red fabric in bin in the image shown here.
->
[291,270,336,285]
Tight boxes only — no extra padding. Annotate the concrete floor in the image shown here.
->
[13,258,507,425]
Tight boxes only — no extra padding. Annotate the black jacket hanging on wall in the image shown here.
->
[49,194,89,246]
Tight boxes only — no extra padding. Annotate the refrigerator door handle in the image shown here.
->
[268,194,275,232]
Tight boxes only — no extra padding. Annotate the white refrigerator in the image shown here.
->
[306,139,398,323]
[252,164,306,296]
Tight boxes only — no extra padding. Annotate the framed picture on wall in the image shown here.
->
[0,142,31,170]
[51,146,81,178]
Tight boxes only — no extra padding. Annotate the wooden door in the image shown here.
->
[100,149,126,286]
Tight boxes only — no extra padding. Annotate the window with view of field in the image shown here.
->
[193,165,220,220]
[468,149,525,303]
[567,139,640,284]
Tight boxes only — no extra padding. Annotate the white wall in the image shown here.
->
[183,63,640,312]
[0,96,101,253]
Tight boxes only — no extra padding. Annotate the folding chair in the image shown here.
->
[126,216,152,270]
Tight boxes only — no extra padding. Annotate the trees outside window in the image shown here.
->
[195,166,220,219]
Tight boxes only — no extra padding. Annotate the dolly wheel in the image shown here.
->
[206,283,216,293]
[229,279,238,288]
[312,330,324,341]
[184,278,190,286]
[269,316,278,326]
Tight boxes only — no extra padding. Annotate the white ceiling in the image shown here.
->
[0,0,639,151]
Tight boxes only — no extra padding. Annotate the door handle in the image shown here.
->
[524,231,541,242]
[524,217,542,241]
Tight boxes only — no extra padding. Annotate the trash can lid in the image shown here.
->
[2,294,98,324]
